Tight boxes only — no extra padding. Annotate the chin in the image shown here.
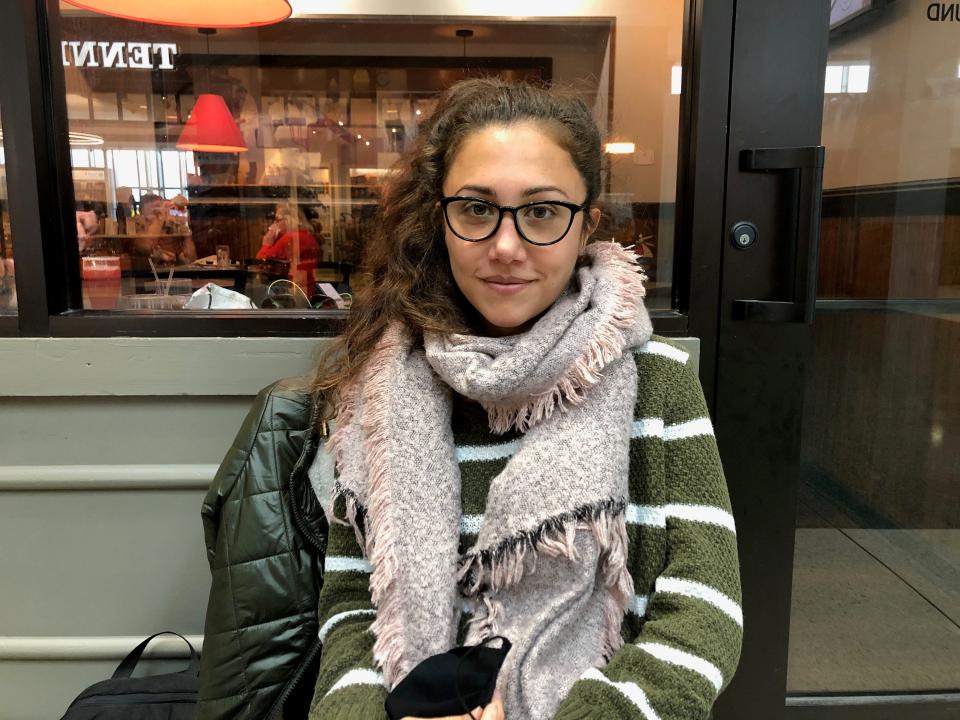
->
[477,307,537,335]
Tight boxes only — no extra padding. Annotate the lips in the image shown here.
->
[481,275,534,295]
[482,275,532,284]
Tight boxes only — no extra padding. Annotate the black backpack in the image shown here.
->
[60,632,198,719]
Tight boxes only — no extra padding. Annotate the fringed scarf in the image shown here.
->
[327,241,653,694]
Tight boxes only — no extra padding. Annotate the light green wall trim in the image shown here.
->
[0,635,203,661]
[1,396,253,465]
[0,465,216,491]
[677,336,700,372]
[0,337,330,397]
[0,335,699,397]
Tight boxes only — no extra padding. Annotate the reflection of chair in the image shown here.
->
[247,258,290,288]
[314,261,352,287]
[310,262,354,309]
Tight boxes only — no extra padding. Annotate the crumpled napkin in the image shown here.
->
[183,283,257,310]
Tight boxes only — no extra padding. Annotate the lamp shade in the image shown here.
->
[176,94,247,153]
[62,1,291,28]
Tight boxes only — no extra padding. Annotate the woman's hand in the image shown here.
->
[261,222,282,247]
[401,688,505,720]
[480,689,505,720]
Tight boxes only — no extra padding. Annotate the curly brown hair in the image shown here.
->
[309,77,603,416]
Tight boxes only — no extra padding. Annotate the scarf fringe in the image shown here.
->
[329,481,368,552]
[483,242,648,434]
[458,498,634,659]
[354,324,412,687]
[326,390,358,490]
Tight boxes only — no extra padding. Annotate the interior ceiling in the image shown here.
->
[58,10,612,50]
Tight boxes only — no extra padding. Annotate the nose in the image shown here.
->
[488,211,527,264]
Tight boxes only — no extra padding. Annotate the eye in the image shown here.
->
[523,204,559,220]
[464,201,495,217]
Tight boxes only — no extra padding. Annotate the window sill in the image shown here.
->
[46,308,349,337]
[0,308,688,338]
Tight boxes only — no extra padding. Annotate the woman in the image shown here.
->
[131,193,197,265]
[307,78,742,720]
[257,203,321,289]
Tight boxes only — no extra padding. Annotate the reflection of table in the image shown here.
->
[125,264,248,294]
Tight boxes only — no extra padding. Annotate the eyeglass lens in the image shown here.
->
[445,199,576,244]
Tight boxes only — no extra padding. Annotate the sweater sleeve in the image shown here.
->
[308,493,389,720]
[554,345,743,720]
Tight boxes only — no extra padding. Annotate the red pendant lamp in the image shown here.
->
[61,1,291,29]
[176,94,247,152]
[173,29,246,153]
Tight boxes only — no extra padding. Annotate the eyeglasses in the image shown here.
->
[440,196,589,246]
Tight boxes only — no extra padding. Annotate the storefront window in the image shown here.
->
[0,104,14,314]
[59,2,684,312]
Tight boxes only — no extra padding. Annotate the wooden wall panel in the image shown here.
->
[818,180,960,299]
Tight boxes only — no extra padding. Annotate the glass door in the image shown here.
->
[704,1,959,718]
[786,0,960,714]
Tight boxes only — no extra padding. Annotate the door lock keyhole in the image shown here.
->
[731,221,758,250]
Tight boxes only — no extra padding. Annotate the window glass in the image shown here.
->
[0,104,14,314]
[59,2,684,313]
[788,0,960,696]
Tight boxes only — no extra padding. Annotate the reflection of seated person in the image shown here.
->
[131,193,196,264]
[76,210,99,254]
[257,204,320,288]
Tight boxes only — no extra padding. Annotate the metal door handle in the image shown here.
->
[733,145,825,324]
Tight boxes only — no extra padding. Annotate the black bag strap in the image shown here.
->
[111,631,199,679]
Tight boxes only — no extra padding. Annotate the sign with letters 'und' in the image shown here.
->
[61,41,178,70]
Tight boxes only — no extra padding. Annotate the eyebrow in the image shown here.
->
[454,184,570,199]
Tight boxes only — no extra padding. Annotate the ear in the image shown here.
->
[579,207,602,252]
[586,207,602,235]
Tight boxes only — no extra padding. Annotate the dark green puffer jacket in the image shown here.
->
[196,378,329,720]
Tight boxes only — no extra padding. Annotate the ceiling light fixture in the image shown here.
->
[176,29,247,153]
[456,28,474,58]
[62,0,291,29]
[69,131,105,146]
[604,142,636,155]
[177,95,246,152]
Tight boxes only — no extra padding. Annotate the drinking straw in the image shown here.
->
[148,257,160,290]
[164,265,174,295]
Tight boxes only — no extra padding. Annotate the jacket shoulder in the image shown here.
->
[202,376,314,509]
[256,376,315,431]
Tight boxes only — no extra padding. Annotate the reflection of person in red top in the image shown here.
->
[257,203,320,290]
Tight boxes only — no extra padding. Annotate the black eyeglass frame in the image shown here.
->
[439,195,590,246]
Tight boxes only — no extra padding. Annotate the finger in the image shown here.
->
[492,689,506,720]
[480,694,503,720]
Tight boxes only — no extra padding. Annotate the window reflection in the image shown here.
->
[59,2,684,313]
[789,0,960,696]
[0,105,14,314]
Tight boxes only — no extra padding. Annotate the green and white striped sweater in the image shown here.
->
[308,336,742,720]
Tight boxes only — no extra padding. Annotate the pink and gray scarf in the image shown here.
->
[326,241,653,715]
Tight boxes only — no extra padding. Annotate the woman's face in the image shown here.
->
[273,206,289,232]
[441,122,600,337]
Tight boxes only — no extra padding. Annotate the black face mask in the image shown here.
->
[384,636,512,720]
